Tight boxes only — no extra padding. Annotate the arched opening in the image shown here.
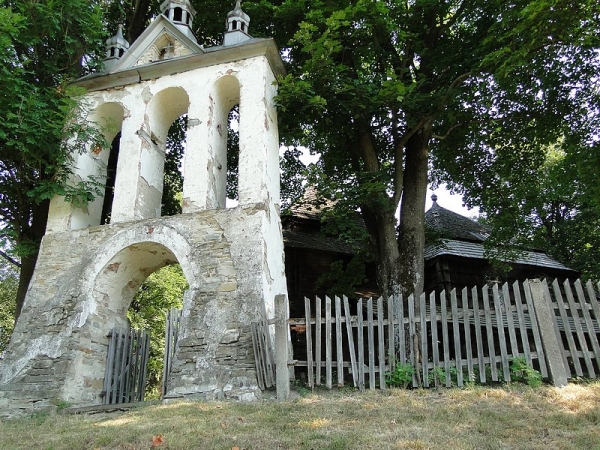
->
[127,263,188,398]
[100,132,120,224]
[147,87,189,217]
[173,7,183,22]
[211,75,240,207]
[72,102,123,228]
[162,116,186,216]
[73,238,194,404]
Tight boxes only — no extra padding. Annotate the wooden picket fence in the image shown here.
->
[102,327,150,404]
[546,279,600,379]
[282,278,600,391]
[251,319,276,390]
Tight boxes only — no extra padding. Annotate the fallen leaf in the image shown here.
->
[232,447,240,450]
[221,422,227,429]
[151,435,165,447]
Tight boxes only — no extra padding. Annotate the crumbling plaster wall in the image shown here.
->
[0,204,282,416]
[1,47,288,416]
[46,54,280,232]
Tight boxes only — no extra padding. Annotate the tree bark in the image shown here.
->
[127,0,153,43]
[397,122,431,384]
[14,199,49,323]
[398,123,431,300]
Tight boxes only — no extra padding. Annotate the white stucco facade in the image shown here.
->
[1,3,289,414]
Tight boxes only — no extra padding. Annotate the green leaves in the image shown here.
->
[128,265,188,396]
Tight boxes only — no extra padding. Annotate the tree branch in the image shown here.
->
[393,115,433,207]
[0,250,21,268]
[432,123,463,140]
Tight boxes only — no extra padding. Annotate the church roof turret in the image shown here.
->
[223,0,252,46]
[160,0,197,43]
[103,25,130,72]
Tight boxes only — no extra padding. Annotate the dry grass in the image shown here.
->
[1,382,600,450]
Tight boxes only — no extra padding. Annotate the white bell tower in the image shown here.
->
[0,3,288,412]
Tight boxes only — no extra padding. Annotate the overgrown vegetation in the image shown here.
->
[1,384,599,449]
[0,260,18,355]
[385,357,543,389]
[0,0,107,321]
[127,265,187,398]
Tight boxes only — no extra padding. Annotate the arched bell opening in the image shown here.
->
[210,75,240,208]
[144,87,189,218]
[71,102,124,228]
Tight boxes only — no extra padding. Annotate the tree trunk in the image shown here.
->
[127,0,152,43]
[397,122,431,384]
[14,199,50,323]
[366,209,401,299]
[398,124,431,299]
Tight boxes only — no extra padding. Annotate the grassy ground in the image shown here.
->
[1,382,599,450]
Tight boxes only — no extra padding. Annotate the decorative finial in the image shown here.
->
[223,0,251,46]
[431,194,438,203]
[103,24,130,72]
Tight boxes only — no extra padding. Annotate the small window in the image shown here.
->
[173,7,183,22]
[119,48,125,57]
[232,20,238,30]
[110,47,115,57]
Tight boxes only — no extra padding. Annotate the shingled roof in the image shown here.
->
[424,195,576,272]
[425,194,489,242]
[286,186,336,221]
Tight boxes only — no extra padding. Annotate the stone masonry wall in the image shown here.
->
[0,203,283,416]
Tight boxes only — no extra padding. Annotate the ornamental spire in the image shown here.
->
[160,0,197,42]
[223,0,251,46]
[103,25,129,72]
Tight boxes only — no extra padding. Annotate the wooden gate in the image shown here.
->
[102,327,150,404]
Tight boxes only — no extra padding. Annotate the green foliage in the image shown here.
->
[270,0,600,294]
[0,261,18,354]
[162,116,186,216]
[385,362,415,389]
[127,265,188,397]
[0,0,107,318]
[279,147,307,212]
[510,357,543,388]
[428,367,459,387]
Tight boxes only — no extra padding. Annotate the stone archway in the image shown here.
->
[59,223,198,405]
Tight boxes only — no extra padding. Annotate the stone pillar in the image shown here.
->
[111,107,146,223]
[182,86,212,212]
[238,57,280,207]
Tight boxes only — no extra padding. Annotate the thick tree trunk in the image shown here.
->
[14,200,50,323]
[365,210,401,299]
[398,124,431,300]
[397,123,431,383]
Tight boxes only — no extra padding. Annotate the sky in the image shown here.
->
[426,184,479,218]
